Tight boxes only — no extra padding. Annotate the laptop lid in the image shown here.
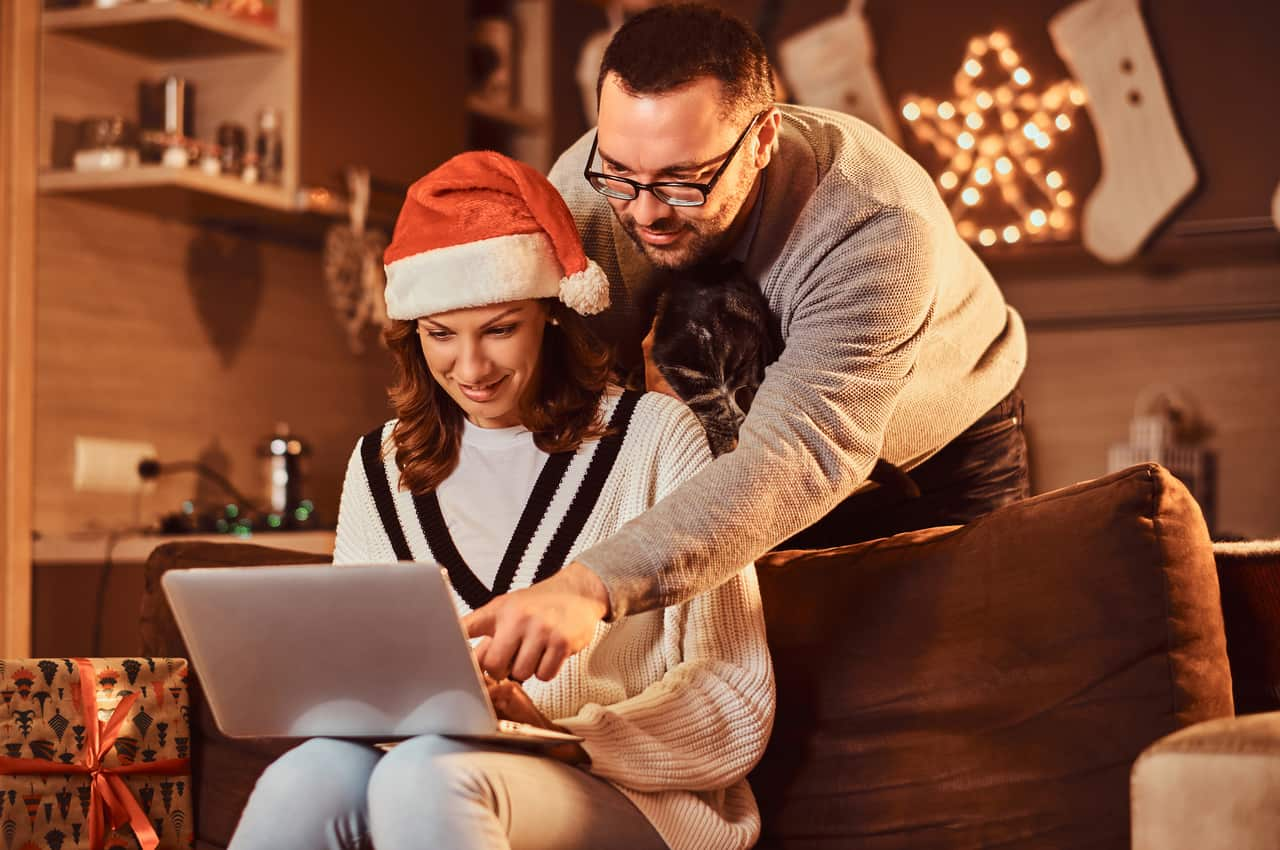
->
[162,563,507,739]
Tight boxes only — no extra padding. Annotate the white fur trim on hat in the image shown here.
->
[559,259,610,315]
[384,232,560,319]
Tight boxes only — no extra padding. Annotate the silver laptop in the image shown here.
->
[161,562,581,745]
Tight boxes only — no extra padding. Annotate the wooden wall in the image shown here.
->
[34,197,393,535]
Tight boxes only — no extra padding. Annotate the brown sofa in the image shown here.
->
[139,463,1254,849]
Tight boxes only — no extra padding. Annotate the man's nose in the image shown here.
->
[628,190,669,227]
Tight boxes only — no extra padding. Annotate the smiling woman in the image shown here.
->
[225,150,775,850]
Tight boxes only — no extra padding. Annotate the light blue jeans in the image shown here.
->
[226,735,668,850]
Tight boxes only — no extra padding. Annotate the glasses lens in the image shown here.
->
[652,184,706,206]
[588,174,638,200]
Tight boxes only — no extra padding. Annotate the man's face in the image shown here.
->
[594,74,771,271]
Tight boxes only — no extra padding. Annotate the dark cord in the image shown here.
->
[137,458,262,513]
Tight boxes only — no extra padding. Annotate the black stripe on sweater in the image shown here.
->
[360,426,412,561]
[532,391,642,584]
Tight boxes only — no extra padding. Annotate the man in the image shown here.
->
[466,3,1028,681]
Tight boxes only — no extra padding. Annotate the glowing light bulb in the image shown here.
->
[975,167,992,185]
[955,152,973,170]
[996,86,1014,105]
[975,91,994,109]
[1046,170,1063,189]
[979,135,1004,156]
[1022,122,1039,139]
[964,59,983,77]
[995,156,1013,175]
[1056,190,1074,207]
[966,113,984,130]
[902,102,922,121]
[1002,112,1019,129]
[939,171,959,190]
[1055,114,1072,131]
[1000,48,1020,68]
[1069,86,1087,105]
[1029,209,1048,227]
[1024,157,1042,175]
[962,187,981,206]
[1049,210,1067,229]
[969,37,988,55]
[957,131,975,149]
[979,228,997,246]
[989,31,1010,50]
[938,101,956,120]
[1034,134,1051,149]
[1003,225,1021,243]
[1013,67,1032,86]
[958,220,978,239]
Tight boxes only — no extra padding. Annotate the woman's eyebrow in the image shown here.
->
[479,307,523,328]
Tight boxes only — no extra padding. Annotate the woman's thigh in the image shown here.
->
[367,735,668,850]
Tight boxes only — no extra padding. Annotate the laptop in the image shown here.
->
[161,562,581,746]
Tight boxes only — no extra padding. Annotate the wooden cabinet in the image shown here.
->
[37,0,466,224]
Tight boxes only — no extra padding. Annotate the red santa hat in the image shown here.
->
[383,150,610,319]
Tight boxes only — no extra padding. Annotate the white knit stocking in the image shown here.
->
[1049,0,1197,263]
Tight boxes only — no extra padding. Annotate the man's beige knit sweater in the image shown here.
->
[550,105,1027,619]
[334,390,775,850]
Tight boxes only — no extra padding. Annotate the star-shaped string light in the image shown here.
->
[900,31,1087,248]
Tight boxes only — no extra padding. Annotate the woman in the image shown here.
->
[228,151,774,850]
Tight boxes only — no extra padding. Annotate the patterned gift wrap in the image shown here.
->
[0,658,192,850]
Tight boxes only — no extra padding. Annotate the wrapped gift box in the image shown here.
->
[0,657,192,850]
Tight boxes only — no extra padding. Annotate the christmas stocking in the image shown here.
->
[1049,0,1197,263]
[778,0,901,144]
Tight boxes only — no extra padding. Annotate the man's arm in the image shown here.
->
[577,206,938,617]
[466,206,938,677]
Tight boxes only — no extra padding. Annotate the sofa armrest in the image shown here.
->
[1132,712,1280,850]
[140,540,327,658]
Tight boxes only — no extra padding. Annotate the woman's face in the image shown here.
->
[416,299,550,429]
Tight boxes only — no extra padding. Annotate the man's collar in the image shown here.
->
[728,170,767,265]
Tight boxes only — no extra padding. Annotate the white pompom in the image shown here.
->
[558,259,611,315]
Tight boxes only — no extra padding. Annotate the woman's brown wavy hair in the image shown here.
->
[382,299,612,494]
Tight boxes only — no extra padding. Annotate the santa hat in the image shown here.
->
[383,150,610,319]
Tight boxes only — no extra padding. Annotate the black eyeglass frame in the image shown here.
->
[582,111,765,207]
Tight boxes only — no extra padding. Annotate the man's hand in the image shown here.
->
[463,561,610,682]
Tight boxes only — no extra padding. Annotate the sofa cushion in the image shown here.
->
[749,463,1232,850]
[142,540,326,850]
[1214,540,1280,714]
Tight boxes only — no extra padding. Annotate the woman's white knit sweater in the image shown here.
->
[333,388,776,850]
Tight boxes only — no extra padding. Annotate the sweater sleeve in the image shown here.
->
[576,206,938,618]
[557,567,774,792]
[556,402,775,790]
[332,440,376,565]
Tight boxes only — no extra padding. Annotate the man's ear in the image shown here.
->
[753,108,782,169]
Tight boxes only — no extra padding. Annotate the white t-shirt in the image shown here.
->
[435,418,548,588]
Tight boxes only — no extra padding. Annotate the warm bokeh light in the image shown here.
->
[898,29,1084,249]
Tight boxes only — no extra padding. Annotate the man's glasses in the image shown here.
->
[583,112,763,208]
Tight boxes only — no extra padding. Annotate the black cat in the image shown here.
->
[648,262,919,497]
[648,262,779,457]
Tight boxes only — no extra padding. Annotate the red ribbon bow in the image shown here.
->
[0,657,190,850]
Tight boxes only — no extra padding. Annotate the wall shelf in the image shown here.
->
[40,165,297,210]
[466,96,546,132]
[42,1,290,58]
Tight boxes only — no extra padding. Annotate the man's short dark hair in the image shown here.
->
[597,3,775,121]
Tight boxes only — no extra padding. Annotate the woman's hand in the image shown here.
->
[483,674,590,766]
